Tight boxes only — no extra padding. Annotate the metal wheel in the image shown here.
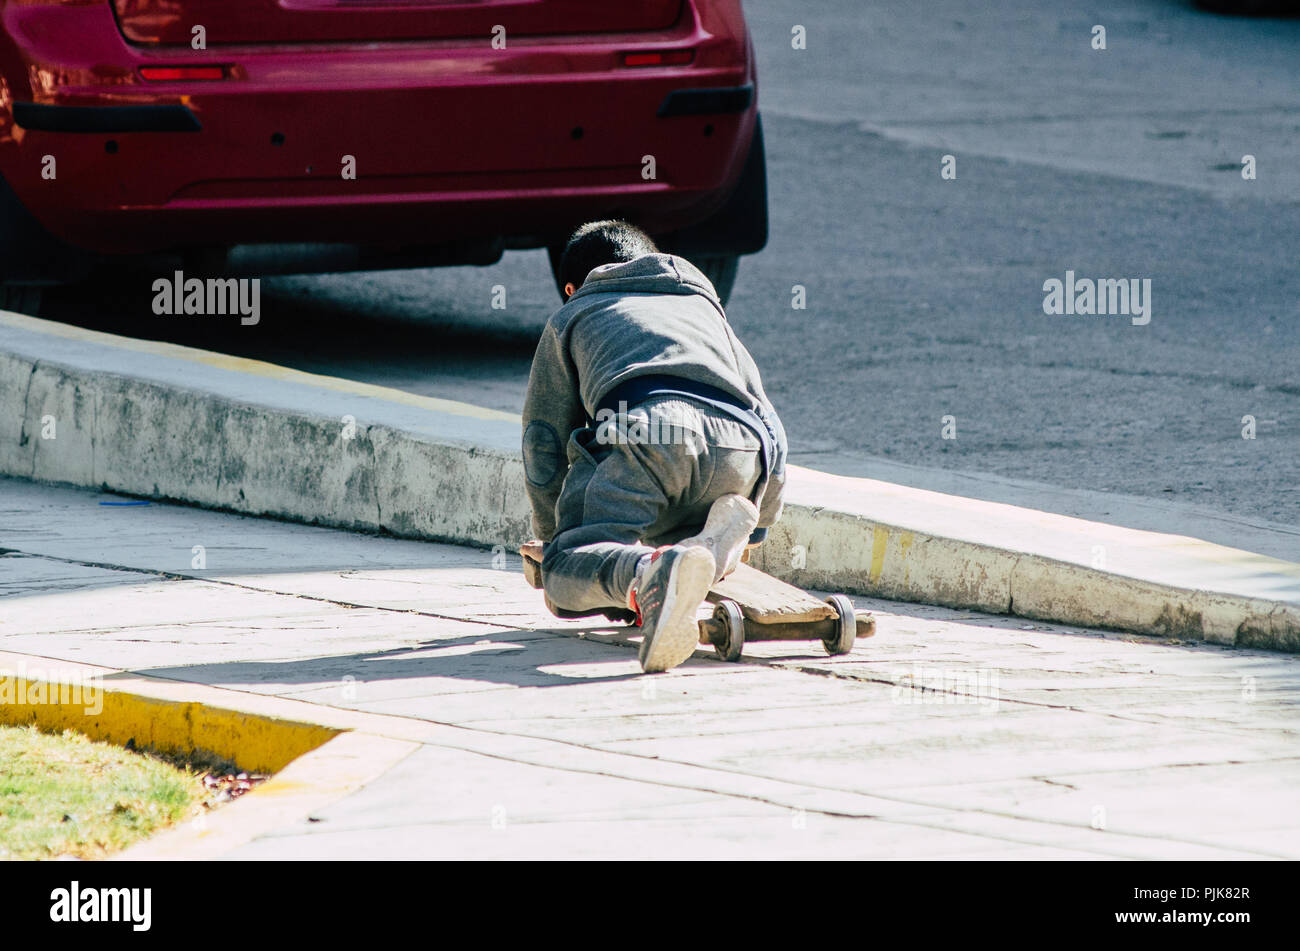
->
[823,595,857,655]
[713,600,745,662]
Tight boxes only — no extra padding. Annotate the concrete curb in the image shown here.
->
[2,310,1298,651]
[753,486,1300,651]
[0,650,420,860]
[0,652,340,774]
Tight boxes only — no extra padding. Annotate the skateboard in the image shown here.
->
[520,541,874,662]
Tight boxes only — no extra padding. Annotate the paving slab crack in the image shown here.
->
[115,663,1286,859]
[4,547,523,632]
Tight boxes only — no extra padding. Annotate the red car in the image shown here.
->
[0,0,767,311]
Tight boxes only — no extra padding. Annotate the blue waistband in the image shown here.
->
[590,374,777,546]
[592,373,756,421]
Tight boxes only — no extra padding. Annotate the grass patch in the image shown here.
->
[0,725,201,860]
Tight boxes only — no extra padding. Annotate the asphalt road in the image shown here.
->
[40,0,1300,529]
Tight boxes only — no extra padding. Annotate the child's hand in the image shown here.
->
[519,539,545,589]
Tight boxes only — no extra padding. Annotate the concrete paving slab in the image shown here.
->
[3,480,1298,859]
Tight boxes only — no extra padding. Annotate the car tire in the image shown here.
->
[546,244,740,307]
[0,285,43,316]
[545,241,568,302]
[692,254,739,306]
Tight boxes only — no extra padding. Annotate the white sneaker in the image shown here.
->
[631,545,716,673]
[677,494,760,584]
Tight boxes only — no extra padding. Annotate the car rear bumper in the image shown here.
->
[0,0,756,257]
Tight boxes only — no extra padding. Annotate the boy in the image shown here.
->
[522,221,787,673]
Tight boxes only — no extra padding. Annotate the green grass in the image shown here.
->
[0,725,201,860]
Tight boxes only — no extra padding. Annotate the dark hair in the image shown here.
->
[559,220,658,293]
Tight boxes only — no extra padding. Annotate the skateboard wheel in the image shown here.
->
[823,595,857,655]
[714,600,745,662]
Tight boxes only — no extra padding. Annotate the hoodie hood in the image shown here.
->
[570,253,721,308]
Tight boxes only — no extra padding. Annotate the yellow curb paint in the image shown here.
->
[899,531,914,585]
[0,310,520,424]
[0,652,432,859]
[0,675,339,775]
[869,526,889,584]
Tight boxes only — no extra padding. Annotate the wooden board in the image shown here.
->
[706,562,834,624]
[521,541,544,589]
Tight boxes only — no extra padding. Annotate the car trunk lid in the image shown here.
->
[115,0,684,46]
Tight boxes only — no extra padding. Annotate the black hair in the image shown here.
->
[559,220,659,293]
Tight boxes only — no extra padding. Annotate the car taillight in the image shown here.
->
[623,50,694,68]
[139,66,226,82]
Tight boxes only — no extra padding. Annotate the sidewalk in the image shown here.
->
[3,478,1297,859]
[2,310,1297,650]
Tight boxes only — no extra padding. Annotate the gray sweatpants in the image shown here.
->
[541,396,771,617]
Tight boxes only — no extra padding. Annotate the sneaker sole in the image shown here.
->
[679,494,759,583]
[639,547,716,673]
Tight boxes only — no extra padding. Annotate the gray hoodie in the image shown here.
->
[522,253,786,541]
